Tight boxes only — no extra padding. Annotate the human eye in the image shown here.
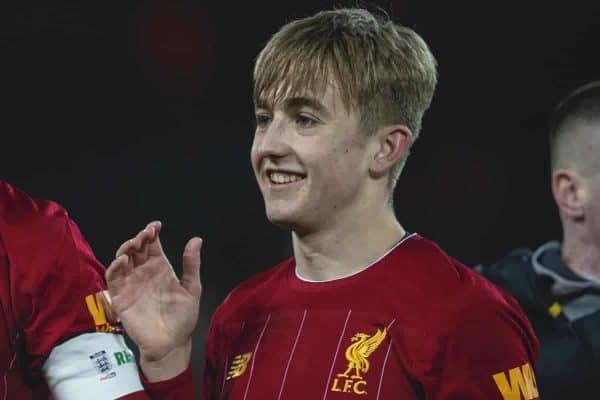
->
[255,112,272,130]
[296,113,318,129]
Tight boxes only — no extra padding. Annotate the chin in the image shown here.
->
[265,209,295,229]
[264,204,308,232]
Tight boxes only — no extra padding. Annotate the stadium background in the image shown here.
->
[3,0,600,387]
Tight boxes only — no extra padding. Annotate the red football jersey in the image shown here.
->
[0,181,130,399]
[202,233,540,400]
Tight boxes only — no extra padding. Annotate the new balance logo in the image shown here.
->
[227,352,252,380]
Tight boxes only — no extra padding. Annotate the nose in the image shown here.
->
[252,115,294,162]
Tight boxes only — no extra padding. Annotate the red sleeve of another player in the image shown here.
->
[433,298,541,400]
[14,211,107,359]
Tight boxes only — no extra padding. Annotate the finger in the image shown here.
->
[106,254,132,284]
[132,226,155,250]
[147,224,166,258]
[139,222,160,244]
[181,237,203,297]
[98,290,120,324]
[131,226,155,265]
[146,221,162,238]
[115,238,136,259]
[114,221,161,259]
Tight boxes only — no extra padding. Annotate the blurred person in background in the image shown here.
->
[478,81,600,399]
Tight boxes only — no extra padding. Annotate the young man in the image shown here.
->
[108,8,541,399]
[477,81,600,400]
[0,180,159,399]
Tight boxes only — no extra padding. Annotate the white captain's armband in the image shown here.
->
[43,332,143,400]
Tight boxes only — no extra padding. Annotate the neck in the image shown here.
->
[292,205,405,281]
[561,225,600,279]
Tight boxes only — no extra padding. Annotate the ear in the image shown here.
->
[552,168,587,220]
[369,124,413,178]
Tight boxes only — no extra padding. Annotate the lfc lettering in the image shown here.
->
[331,378,368,395]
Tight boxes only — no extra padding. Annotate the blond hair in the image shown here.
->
[253,8,438,188]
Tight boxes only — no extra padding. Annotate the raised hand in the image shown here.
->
[105,221,202,381]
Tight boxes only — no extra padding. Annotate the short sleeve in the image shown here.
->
[433,299,541,400]
[11,208,109,360]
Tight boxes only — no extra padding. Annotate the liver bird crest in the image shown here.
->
[338,328,387,379]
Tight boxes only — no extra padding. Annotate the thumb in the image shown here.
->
[181,237,203,298]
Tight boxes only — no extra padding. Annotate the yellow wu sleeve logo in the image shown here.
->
[227,352,253,380]
[331,328,387,395]
[85,291,121,333]
[492,362,539,400]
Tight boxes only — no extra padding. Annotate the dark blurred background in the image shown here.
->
[2,0,600,387]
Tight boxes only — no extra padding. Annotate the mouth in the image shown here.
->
[265,169,306,188]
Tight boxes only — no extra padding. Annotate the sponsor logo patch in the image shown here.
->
[114,349,135,366]
[89,350,116,381]
[492,362,539,400]
[85,291,122,333]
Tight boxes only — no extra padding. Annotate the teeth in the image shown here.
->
[269,172,304,184]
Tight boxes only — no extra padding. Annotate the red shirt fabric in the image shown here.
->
[201,233,540,400]
[0,181,164,400]
[141,366,195,399]
[0,181,108,398]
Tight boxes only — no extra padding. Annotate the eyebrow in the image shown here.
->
[254,98,270,110]
[255,96,331,119]
[284,97,330,118]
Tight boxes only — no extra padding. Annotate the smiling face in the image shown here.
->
[251,83,375,234]
[250,9,438,233]
[253,8,437,216]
